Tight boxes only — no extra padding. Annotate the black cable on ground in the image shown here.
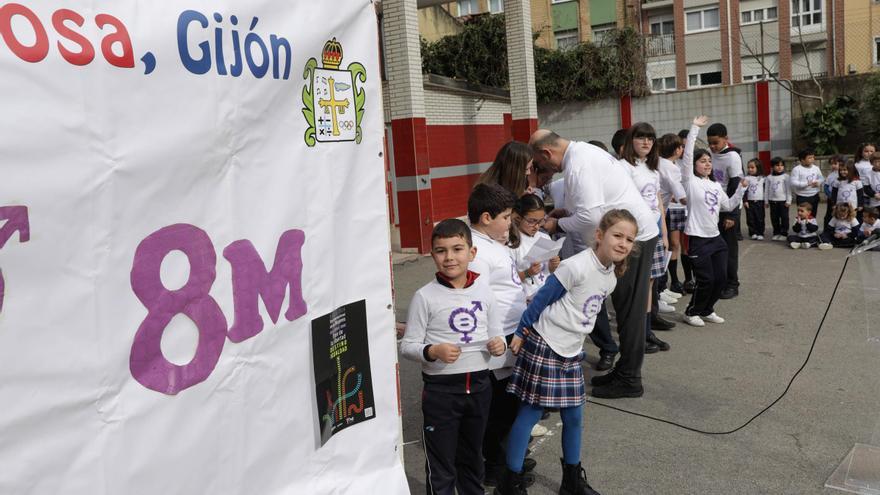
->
[586,255,851,436]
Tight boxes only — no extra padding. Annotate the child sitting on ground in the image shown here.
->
[495,209,639,495]
[819,203,860,250]
[789,203,820,249]
[401,219,507,494]
[859,207,880,243]
[744,158,766,240]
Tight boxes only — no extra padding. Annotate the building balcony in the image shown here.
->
[642,0,673,9]
[645,33,675,57]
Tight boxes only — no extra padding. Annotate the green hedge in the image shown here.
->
[420,15,648,103]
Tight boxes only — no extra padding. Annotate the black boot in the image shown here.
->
[559,459,600,495]
[493,468,528,495]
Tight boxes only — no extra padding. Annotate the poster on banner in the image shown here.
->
[0,1,407,494]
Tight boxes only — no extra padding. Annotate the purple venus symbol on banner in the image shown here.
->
[581,294,604,327]
[448,301,482,343]
[705,190,720,214]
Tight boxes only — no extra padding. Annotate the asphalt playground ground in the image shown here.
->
[391,211,880,495]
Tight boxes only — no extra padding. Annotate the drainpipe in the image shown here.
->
[726,0,733,83]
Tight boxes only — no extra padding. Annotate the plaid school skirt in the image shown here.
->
[666,205,687,232]
[650,237,666,279]
[506,331,585,408]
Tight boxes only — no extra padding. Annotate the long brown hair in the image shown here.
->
[622,122,659,171]
[478,141,532,198]
[596,209,639,277]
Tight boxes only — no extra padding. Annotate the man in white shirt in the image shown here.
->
[529,129,660,399]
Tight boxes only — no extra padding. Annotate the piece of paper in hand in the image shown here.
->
[523,236,565,265]
[460,340,490,353]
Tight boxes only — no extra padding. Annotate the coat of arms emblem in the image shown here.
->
[302,38,366,146]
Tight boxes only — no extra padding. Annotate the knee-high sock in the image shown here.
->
[560,405,583,465]
[506,403,543,472]
[668,259,680,285]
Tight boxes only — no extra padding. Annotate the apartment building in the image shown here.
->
[639,0,842,93]
[425,0,628,50]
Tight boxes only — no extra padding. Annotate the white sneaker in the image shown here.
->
[790,242,801,249]
[801,242,811,249]
[818,243,833,250]
[658,300,676,313]
[702,312,725,324]
[659,292,678,304]
[773,235,784,241]
[662,288,683,299]
[756,235,764,240]
[530,424,548,437]
[682,314,705,327]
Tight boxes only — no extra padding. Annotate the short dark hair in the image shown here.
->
[468,183,516,224]
[798,202,813,213]
[798,148,816,161]
[677,129,689,140]
[611,128,627,155]
[657,133,682,159]
[863,206,879,219]
[706,123,727,138]
[432,219,472,247]
[588,140,608,152]
[770,156,785,167]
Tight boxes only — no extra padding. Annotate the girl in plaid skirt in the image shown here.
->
[494,210,639,495]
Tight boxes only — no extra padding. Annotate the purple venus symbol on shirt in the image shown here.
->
[713,169,725,182]
[581,294,604,327]
[772,182,780,191]
[842,190,851,202]
[448,301,482,343]
[510,262,522,287]
[641,183,659,211]
[704,190,720,214]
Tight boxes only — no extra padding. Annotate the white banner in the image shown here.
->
[0,1,407,493]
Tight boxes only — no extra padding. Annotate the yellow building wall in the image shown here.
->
[419,5,464,42]
[532,0,555,49]
[845,1,880,73]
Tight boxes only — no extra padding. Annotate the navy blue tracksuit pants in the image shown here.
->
[685,235,728,317]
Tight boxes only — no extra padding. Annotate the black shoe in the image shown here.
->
[486,464,534,488]
[670,281,685,295]
[645,340,659,354]
[647,333,670,351]
[683,280,695,294]
[719,287,739,299]
[595,354,615,371]
[492,468,528,495]
[559,459,601,495]
[590,378,644,399]
[651,316,676,331]
[589,369,617,386]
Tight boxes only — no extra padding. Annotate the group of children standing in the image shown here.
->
[740,144,880,250]
[398,126,880,495]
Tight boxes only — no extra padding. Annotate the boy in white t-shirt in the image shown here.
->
[466,183,533,484]
[401,219,506,494]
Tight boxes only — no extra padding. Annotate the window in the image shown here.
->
[650,19,674,35]
[688,71,722,87]
[592,27,613,44]
[742,7,778,25]
[686,8,720,33]
[651,77,676,92]
[457,0,477,16]
[555,29,579,50]
[791,0,822,29]
[875,37,880,66]
[489,0,503,13]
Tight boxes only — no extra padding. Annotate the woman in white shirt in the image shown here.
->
[678,116,748,327]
